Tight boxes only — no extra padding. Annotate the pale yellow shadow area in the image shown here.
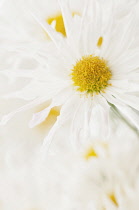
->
[34,103,60,135]
[108,193,118,206]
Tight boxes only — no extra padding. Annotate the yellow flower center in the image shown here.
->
[47,14,66,36]
[84,147,98,160]
[71,55,112,94]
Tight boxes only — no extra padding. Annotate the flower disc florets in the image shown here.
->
[71,55,112,94]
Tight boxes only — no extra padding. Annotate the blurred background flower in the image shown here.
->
[0,116,139,210]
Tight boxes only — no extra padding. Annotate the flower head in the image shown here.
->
[71,55,112,94]
[1,0,139,148]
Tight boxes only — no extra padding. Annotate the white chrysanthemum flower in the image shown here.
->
[1,0,139,148]
[0,120,139,210]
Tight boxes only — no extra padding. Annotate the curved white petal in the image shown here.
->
[42,94,78,152]
[111,91,139,111]
[89,95,110,139]
[58,0,72,37]
[29,87,72,128]
[69,97,87,148]
[0,96,49,125]
[104,92,139,130]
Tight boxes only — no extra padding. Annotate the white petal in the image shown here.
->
[89,95,110,139]
[29,87,72,128]
[58,0,72,37]
[111,91,139,111]
[0,69,36,80]
[110,80,139,93]
[108,80,129,93]
[41,94,78,153]
[29,105,52,128]
[69,97,87,148]
[0,96,49,125]
[3,80,48,100]
[104,92,139,130]
[118,106,139,130]
[111,50,139,74]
